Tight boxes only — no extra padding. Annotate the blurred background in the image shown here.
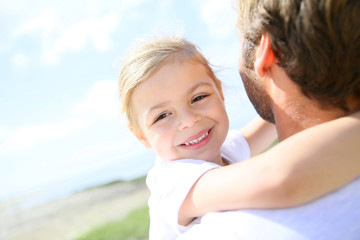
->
[0,0,257,239]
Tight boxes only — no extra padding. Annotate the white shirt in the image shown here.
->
[146,130,250,240]
[178,174,360,239]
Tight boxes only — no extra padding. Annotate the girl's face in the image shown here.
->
[132,60,229,165]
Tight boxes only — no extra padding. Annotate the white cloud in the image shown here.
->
[0,118,90,153]
[0,79,122,153]
[0,126,10,146]
[73,79,121,122]
[196,0,236,39]
[11,8,57,38]
[41,13,119,64]
[90,13,118,51]
[11,52,29,69]
[6,0,158,65]
[11,4,120,65]
[66,136,144,173]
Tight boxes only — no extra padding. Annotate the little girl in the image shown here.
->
[118,36,360,239]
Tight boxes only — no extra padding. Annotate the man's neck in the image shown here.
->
[261,60,356,141]
[273,101,346,141]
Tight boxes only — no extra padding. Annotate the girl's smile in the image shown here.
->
[179,128,212,150]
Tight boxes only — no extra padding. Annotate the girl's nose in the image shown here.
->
[178,109,201,130]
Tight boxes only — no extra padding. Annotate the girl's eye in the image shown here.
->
[154,112,170,123]
[192,94,209,103]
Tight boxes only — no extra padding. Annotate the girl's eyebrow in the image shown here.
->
[147,101,170,116]
[187,81,213,94]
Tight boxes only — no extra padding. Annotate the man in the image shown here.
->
[237,0,360,140]
[179,0,360,239]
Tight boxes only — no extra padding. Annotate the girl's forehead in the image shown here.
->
[154,58,222,93]
[132,56,220,102]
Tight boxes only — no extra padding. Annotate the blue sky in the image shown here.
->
[0,0,257,202]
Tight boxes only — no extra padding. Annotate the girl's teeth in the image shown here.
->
[184,131,209,146]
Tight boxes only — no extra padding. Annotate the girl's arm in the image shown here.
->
[179,112,360,225]
[240,115,277,156]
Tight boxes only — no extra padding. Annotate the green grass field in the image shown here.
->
[74,205,150,240]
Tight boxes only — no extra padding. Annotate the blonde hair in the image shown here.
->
[118,35,223,132]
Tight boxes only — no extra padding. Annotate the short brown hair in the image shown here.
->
[237,0,360,111]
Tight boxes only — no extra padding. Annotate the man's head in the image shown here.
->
[236,0,360,114]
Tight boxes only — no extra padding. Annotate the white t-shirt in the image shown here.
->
[146,130,250,240]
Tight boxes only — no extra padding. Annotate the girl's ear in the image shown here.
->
[254,33,275,78]
[129,123,151,149]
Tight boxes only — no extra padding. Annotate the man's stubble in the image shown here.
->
[239,65,275,124]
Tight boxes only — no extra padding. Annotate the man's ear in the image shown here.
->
[254,33,275,78]
[128,124,151,149]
